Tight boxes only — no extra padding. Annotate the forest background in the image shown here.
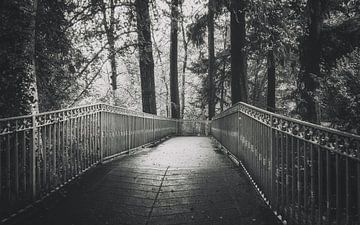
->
[0,0,359,134]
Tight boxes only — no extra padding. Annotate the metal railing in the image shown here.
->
[0,104,177,220]
[212,102,360,225]
[178,120,210,136]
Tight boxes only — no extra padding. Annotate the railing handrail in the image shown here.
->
[0,103,178,122]
[214,101,360,141]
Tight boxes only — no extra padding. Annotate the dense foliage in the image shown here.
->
[0,0,359,133]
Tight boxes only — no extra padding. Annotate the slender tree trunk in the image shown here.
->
[230,0,248,104]
[100,0,117,104]
[136,0,157,114]
[298,0,322,123]
[108,0,117,92]
[169,0,180,119]
[220,81,224,112]
[220,24,228,112]
[29,0,39,114]
[267,48,276,112]
[180,4,188,119]
[164,77,170,117]
[208,0,215,119]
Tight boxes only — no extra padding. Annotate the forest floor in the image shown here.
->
[12,137,281,225]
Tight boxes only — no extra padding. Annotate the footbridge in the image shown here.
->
[0,103,359,225]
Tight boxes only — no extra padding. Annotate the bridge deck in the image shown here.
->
[15,137,280,225]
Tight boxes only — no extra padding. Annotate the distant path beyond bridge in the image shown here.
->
[15,137,281,225]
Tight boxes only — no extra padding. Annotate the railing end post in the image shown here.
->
[30,114,37,200]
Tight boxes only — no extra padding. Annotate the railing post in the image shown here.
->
[269,114,275,209]
[237,110,240,158]
[152,115,155,141]
[99,108,104,163]
[30,114,37,199]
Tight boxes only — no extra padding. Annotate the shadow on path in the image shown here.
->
[13,137,281,225]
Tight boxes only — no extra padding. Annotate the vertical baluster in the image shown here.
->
[103,112,106,158]
[270,115,275,209]
[345,156,350,224]
[109,113,112,156]
[304,141,308,225]
[291,136,296,221]
[6,132,11,201]
[116,114,118,153]
[43,122,47,190]
[357,161,360,224]
[335,154,340,225]
[297,139,301,223]
[285,133,289,220]
[85,114,89,168]
[22,130,27,194]
[53,119,57,187]
[14,121,19,199]
[310,144,315,225]
[36,123,41,193]
[30,115,36,199]
[93,112,96,164]
[326,149,331,224]
[318,147,323,225]
[49,120,54,187]
[82,114,86,168]
[276,129,280,213]
[75,115,79,175]
[69,112,74,177]
[56,117,60,186]
[99,110,103,163]
[0,136,2,200]
[80,115,84,172]
[90,113,94,165]
[280,131,285,216]
[63,112,68,182]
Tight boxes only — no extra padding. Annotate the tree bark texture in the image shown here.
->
[29,0,39,114]
[220,25,228,112]
[101,0,118,92]
[230,0,248,105]
[298,0,322,123]
[180,3,188,119]
[267,49,276,112]
[169,0,180,119]
[135,0,157,114]
[208,0,215,119]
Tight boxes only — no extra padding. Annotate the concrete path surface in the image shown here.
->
[14,137,281,225]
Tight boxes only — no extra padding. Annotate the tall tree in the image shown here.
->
[180,3,188,119]
[0,0,32,117]
[298,0,323,123]
[230,0,248,104]
[135,0,157,114]
[208,0,215,119]
[29,0,40,113]
[169,0,180,118]
[99,0,118,105]
[266,48,275,112]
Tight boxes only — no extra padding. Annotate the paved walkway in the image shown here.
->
[15,137,280,225]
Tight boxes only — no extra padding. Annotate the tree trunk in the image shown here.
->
[136,0,157,114]
[267,49,276,112]
[298,0,322,123]
[180,3,188,119]
[29,0,39,114]
[180,7,187,119]
[230,0,248,105]
[169,0,180,119]
[208,0,215,119]
[100,0,118,104]
[220,24,228,112]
